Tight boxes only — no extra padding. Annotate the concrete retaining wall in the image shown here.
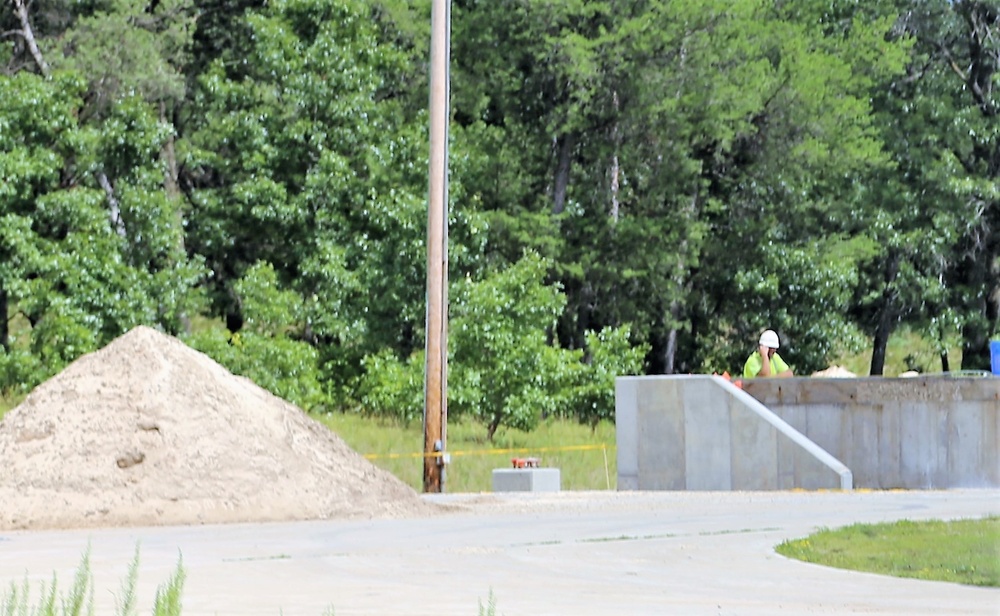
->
[616,375,1000,491]
[743,377,1000,489]
[616,375,851,491]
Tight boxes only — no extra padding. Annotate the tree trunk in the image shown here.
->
[960,281,998,370]
[0,285,8,353]
[664,298,682,374]
[870,310,893,376]
[161,102,192,334]
[552,132,574,215]
[870,252,900,376]
[98,172,128,237]
[486,413,502,442]
[12,0,50,77]
[609,90,621,223]
[663,194,696,374]
[161,102,182,200]
[664,327,677,374]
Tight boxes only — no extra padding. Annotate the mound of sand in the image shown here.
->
[810,365,857,378]
[0,326,436,530]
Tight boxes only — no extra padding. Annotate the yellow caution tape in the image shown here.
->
[364,443,614,460]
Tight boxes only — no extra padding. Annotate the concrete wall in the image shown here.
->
[617,375,1000,491]
[616,375,852,492]
[743,377,1000,489]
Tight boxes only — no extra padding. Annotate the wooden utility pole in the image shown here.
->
[424,0,450,493]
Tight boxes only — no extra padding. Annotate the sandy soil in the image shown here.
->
[0,326,436,531]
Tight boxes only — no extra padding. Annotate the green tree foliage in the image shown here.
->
[448,253,577,439]
[449,0,910,375]
[864,0,999,372]
[2,0,994,428]
[683,1,910,375]
[356,347,426,424]
[566,326,648,429]
[0,68,205,393]
[185,262,326,411]
[356,253,646,439]
[180,0,430,395]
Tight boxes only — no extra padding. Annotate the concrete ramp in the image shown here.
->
[616,375,852,491]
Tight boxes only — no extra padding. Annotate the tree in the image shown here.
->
[179,0,431,399]
[566,325,648,429]
[541,0,910,375]
[0,1,206,393]
[860,0,999,373]
[448,253,576,440]
[356,252,646,440]
[0,71,205,391]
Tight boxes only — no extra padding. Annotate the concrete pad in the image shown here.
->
[0,490,996,616]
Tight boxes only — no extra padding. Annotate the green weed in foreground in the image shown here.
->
[776,516,1000,587]
[1,545,185,616]
[477,589,498,616]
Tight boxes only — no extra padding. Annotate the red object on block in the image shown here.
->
[511,457,540,468]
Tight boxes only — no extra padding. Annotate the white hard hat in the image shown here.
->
[759,329,780,349]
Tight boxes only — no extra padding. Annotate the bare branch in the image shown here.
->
[11,0,49,77]
[97,172,128,238]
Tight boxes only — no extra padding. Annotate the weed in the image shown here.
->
[478,589,498,616]
[1,545,185,616]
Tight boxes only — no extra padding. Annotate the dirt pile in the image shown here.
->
[0,326,436,530]
[810,365,857,378]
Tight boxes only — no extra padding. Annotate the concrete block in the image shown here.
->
[492,468,561,492]
[774,406,806,489]
[683,381,731,490]
[899,405,940,489]
[983,405,1000,486]
[802,404,844,461]
[878,403,903,489]
[948,403,987,487]
[848,405,881,488]
[615,378,640,490]
[638,381,686,490]
[730,398,779,490]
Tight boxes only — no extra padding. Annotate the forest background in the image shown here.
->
[1,0,997,440]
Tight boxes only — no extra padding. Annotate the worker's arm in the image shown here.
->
[772,353,794,377]
[757,345,772,376]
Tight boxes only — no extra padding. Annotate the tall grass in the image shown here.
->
[1,546,185,616]
[319,414,616,493]
[477,589,498,616]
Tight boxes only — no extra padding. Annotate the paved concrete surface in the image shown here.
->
[1,490,998,615]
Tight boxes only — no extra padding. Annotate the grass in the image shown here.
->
[776,516,1000,587]
[318,413,617,493]
[1,545,185,616]
[477,589,498,616]
[834,325,964,377]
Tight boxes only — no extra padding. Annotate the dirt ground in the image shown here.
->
[0,326,436,531]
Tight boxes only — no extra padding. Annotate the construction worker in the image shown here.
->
[743,329,794,378]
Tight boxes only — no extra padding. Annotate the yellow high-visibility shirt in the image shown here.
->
[743,351,791,378]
